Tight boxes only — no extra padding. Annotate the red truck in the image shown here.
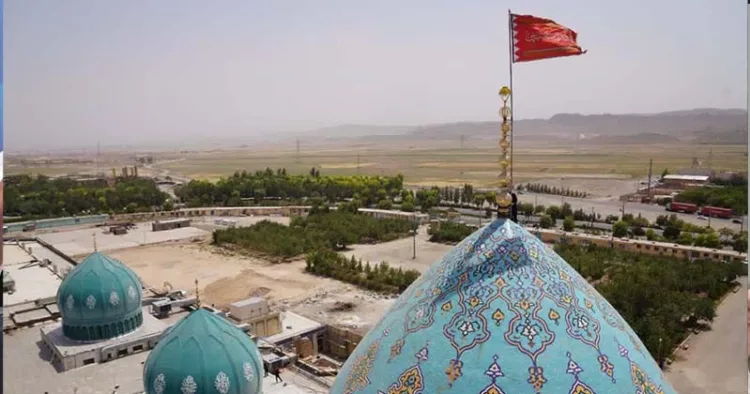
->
[666,202,698,214]
[699,206,733,219]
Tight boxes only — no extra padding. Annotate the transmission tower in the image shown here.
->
[96,141,101,176]
[646,158,653,198]
[460,134,466,149]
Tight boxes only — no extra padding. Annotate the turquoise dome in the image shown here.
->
[56,251,143,341]
[143,309,264,394]
[331,219,677,394]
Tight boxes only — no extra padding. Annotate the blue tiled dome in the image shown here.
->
[143,309,264,394]
[331,219,677,394]
[56,252,143,341]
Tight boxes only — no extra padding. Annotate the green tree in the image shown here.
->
[377,199,393,210]
[563,216,575,232]
[612,221,628,238]
[539,215,554,229]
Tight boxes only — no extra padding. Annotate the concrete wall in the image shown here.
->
[323,326,362,361]
[111,206,312,223]
[248,312,282,337]
[534,229,746,263]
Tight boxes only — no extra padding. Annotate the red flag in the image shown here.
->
[511,14,587,63]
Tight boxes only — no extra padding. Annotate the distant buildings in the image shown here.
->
[661,174,710,189]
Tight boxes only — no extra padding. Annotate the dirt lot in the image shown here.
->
[104,240,399,333]
[101,225,455,334]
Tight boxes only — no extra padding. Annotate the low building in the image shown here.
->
[230,297,282,337]
[661,174,710,189]
[358,208,429,225]
[151,218,191,232]
[531,228,746,263]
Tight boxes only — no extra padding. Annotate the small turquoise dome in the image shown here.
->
[143,309,264,394]
[331,219,677,394]
[56,251,143,341]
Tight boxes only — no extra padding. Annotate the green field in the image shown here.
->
[8,144,746,190]
[157,144,747,186]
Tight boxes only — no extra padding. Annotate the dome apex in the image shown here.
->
[331,219,676,394]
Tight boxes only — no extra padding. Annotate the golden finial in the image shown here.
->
[496,86,513,218]
[93,232,98,252]
[194,279,201,308]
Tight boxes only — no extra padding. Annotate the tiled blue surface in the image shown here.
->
[143,309,264,394]
[331,219,676,394]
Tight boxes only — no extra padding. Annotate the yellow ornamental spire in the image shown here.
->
[496,86,513,218]
[195,279,202,309]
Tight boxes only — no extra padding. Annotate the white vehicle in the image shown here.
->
[697,215,707,221]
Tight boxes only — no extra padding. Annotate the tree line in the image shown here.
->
[305,249,420,294]
[4,174,170,219]
[212,210,413,258]
[557,244,745,365]
[427,221,475,244]
[517,183,589,198]
[674,185,747,214]
[176,167,405,208]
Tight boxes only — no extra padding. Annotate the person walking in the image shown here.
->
[273,368,283,383]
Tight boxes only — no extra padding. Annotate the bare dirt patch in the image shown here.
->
[105,241,399,331]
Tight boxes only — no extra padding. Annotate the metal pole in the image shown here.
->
[412,215,417,260]
[507,9,515,187]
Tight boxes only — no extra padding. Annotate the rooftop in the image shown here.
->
[264,311,325,345]
[4,324,327,394]
[662,174,710,181]
[37,225,209,257]
[3,243,68,307]
[41,307,167,355]
[358,208,429,217]
[231,297,266,308]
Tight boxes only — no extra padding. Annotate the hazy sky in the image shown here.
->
[5,0,747,151]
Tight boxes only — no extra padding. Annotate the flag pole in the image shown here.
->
[507,9,515,188]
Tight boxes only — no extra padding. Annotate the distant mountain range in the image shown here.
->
[303,108,748,145]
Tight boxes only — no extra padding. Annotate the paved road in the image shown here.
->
[665,276,747,394]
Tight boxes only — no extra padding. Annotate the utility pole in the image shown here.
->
[646,158,653,198]
[707,147,713,172]
[590,207,595,228]
[412,214,417,260]
[96,141,101,177]
[621,200,626,219]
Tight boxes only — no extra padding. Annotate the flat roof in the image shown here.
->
[154,218,191,224]
[358,208,429,217]
[231,297,266,307]
[663,174,710,181]
[3,243,36,265]
[536,228,747,257]
[38,225,209,257]
[3,260,63,307]
[4,324,326,394]
[41,308,167,355]
[264,311,324,344]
